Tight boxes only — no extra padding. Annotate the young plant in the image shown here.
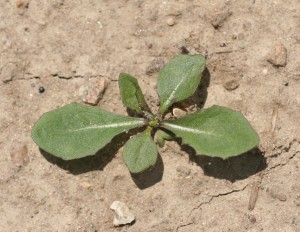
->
[32,55,259,173]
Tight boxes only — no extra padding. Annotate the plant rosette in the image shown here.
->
[32,54,259,174]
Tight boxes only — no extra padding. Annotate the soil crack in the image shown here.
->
[187,185,248,218]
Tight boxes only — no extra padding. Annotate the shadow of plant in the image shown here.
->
[130,153,164,189]
[183,145,266,181]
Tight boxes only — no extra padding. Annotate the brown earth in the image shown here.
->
[1,0,300,231]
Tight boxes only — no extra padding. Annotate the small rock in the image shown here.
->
[79,181,92,190]
[211,10,232,29]
[110,201,135,226]
[80,78,108,105]
[267,43,288,67]
[247,214,256,224]
[167,17,175,26]
[172,107,186,118]
[262,68,268,75]
[220,42,227,47]
[223,80,239,91]
[1,63,17,83]
[267,187,288,202]
[10,144,29,167]
[238,42,246,49]
[176,166,191,177]
[146,58,165,75]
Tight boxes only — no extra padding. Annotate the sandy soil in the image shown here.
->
[1,0,300,231]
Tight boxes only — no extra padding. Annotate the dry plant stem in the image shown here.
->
[248,172,264,211]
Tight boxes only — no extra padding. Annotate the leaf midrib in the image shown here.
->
[163,123,218,137]
[162,64,195,109]
[68,121,143,132]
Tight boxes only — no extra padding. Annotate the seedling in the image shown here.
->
[32,55,259,173]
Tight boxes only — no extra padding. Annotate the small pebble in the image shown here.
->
[167,17,175,26]
[223,80,239,91]
[238,42,246,49]
[31,83,35,87]
[80,78,108,105]
[38,87,45,93]
[146,58,165,75]
[172,107,186,118]
[79,181,92,190]
[211,10,232,29]
[267,43,288,67]
[262,68,268,75]
[10,144,29,167]
[110,201,135,226]
[247,214,257,224]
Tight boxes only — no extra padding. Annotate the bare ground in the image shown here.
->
[1,0,300,231]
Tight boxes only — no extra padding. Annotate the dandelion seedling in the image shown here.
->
[32,55,259,173]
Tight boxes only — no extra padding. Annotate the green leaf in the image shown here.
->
[119,73,151,114]
[123,128,158,173]
[161,105,259,159]
[32,103,145,160]
[157,54,206,115]
[155,129,175,148]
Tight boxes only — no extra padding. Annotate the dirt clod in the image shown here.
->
[223,79,239,91]
[80,77,108,105]
[1,63,17,83]
[267,186,288,202]
[267,43,288,67]
[10,144,29,167]
[211,10,232,29]
[145,58,165,75]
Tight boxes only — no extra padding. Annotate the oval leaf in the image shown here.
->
[119,73,151,113]
[157,54,206,115]
[123,128,158,173]
[161,105,259,159]
[32,103,145,160]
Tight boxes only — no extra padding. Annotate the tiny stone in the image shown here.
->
[79,181,92,190]
[31,83,35,87]
[125,41,132,49]
[80,78,108,105]
[38,87,45,93]
[247,214,256,224]
[238,43,246,49]
[267,43,288,67]
[1,63,17,83]
[110,201,135,226]
[146,58,165,75]
[172,107,186,118]
[167,17,175,26]
[10,144,29,167]
[223,80,239,91]
[262,68,268,75]
[211,10,232,29]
